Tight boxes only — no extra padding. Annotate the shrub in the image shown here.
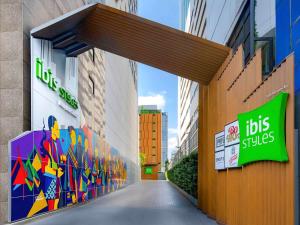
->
[167,151,198,198]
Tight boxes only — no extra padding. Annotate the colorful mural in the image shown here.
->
[9,116,127,222]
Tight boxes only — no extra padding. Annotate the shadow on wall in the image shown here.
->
[9,115,128,222]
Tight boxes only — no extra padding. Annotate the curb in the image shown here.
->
[167,181,198,207]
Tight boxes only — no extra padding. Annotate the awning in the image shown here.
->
[31,3,230,84]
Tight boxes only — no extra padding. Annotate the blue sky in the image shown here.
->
[138,0,180,159]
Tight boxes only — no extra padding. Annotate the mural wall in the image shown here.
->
[9,116,127,222]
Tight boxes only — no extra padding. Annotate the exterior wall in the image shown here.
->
[161,112,168,172]
[139,112,162,180]
[177,0,205,164]
[0,0,139,223]
[9,127,128,222]
[78,49,105,138]
[198,47,295,225]
[204,0,245,44]
[276,0,300,92]
[0,1,24,222]
[177,0,276,166]
[177,79,198,156]
[0,1,85,223]
[103,0,139,185]
[276,1,300,221]
[104,53,139,184]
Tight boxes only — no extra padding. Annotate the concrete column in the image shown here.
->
[0,0,23,223]
[0,1,86,223]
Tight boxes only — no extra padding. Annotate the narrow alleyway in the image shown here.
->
[22,181,217,225]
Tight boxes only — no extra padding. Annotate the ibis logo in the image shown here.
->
[35,58,78,109]
[238,92,289,166]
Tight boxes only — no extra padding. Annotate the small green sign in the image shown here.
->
[238,92,289,166]
[145,167,153,174]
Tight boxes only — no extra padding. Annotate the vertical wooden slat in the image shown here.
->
[198,50,295,225]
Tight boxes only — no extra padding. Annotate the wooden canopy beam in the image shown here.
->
[31,3,230,84]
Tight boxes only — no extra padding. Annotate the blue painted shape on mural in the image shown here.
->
[59,129,71,154]
[11,196,34,222]
[11,132,34,160]
[12,184,21,192]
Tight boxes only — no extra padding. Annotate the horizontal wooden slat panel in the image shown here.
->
[31,3,230,84]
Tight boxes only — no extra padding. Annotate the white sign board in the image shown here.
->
[215,150,225,170]
[215,131,225,170]
[225,144,240,168]
[31,37,80,130]
[215,131,225,152]
[224,120,240,147]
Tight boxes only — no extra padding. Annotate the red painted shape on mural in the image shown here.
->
[11,156,28,185]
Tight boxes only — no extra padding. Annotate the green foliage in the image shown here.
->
[139,153,146,167]
[167,151,198,198]
[165,159,169,170]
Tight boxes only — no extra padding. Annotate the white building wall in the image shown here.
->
[178,0,245,159]
[162,112,168,171]
[104,0,139,184]
[205,0,245,44]
[177,0,275,163]
[204,0,275,45]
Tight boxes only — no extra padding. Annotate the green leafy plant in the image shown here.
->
[165,159,169,171]
[167,151,198,198]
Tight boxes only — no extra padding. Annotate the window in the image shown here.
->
[227,0,252,65]
[89,48,95,63]
[88,76,95,96]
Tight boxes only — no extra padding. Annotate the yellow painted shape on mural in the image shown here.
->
[33,177,40,187]
[57,167,64,178]
[72,194,76,204]
[75,178,78,202]
[32,154,41,171]
[45,165,56,176]
[54,199,59,210]
[27,190,47,218]
[60,155,67,163]
[79,177,84,192]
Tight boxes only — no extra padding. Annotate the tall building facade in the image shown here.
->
[0,0,138,223]
[139,106,162,180]
[177,0,206,165]
[176,0,276,165]
[161,112,168,172]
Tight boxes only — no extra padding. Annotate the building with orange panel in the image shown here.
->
[139,106,162,180]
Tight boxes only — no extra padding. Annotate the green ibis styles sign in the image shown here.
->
[237,92,289,166]
[35,58,78,109]
[145,167,153,174]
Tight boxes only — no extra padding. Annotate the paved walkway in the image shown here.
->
[23,181,217,225]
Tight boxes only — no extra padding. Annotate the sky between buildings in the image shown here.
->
[138,0,180,159]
